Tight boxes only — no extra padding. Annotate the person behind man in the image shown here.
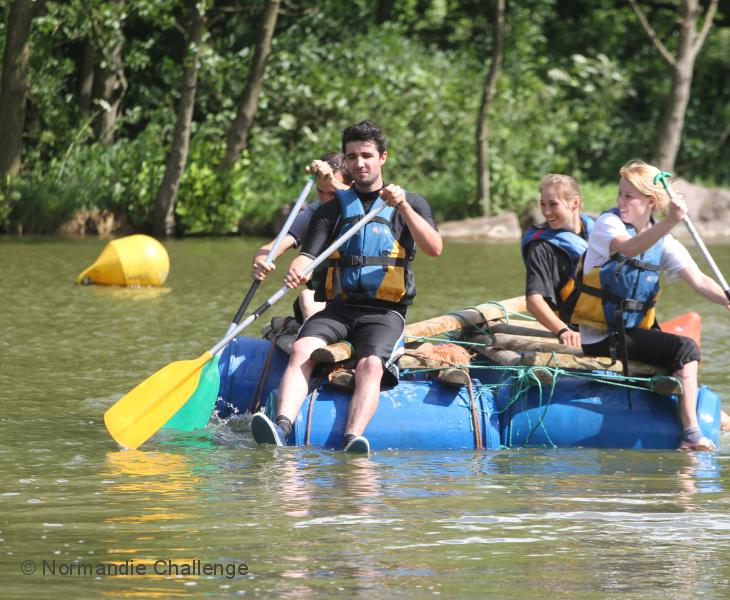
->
[522,174,594,347]
[251,152,352,322]
[250,120,443,453]
[573,159,730,451]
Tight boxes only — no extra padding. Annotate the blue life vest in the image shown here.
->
[324,188,416,303]
[571,208,663,331]
[521,214,594,321]
[521,214,594,264]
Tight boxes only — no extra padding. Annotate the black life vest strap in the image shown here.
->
[609,253,661,273]
[329,256,412,268]
[342,215,392,227]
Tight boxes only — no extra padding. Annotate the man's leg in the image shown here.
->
[251,335,327,446]
[343,308,405,450]
[298,289,326,322]
[344,355,384,437]
[277,335,327,423]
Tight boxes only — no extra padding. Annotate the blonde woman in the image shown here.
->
[573,159,730,450]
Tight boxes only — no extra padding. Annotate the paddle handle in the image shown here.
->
[228,175,316,329]
[210,199,391,355]
[680,216,730,302]
[657,175,730,302]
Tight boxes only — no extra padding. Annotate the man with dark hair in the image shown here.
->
[251,152,352,322]
[251,120,442,454]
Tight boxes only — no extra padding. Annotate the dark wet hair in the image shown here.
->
[341,120,387,155]
[320,151,352,184]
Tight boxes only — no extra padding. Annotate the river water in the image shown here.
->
[2,236,730,598]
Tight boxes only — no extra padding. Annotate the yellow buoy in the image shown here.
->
[75,234,170,286]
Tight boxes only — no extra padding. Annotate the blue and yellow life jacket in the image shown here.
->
[521,214,594,321]
[521,214,594,265]
[570,208,663,331]
[324,188,416,303]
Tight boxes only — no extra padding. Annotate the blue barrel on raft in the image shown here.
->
[489,372,721,450]
[215,336,722,450]
[289,380,501,451]
[215,336,289,419]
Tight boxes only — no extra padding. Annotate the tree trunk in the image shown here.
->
[92,0,126,145]
[654,0,703,171]
[78,40,95,114]
[475,0,505,216]
[0,0,37,177]
[629,0,718,172]
[376,0,395,23]
[219,0,280,170]
[152,3,205,237]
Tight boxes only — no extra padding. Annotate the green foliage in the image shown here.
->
[175,128,254,235]
[2,0,729,236]
[3,177,81,234]
[579,181,617,215]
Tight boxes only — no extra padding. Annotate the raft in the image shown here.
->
[214,299,722,451]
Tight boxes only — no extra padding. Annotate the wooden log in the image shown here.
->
[435,368,472,387]
[327,368,355,391]
[474,346,681,395]
[311,296,527,364]
[488,321,554,338]
[469,332,584,356]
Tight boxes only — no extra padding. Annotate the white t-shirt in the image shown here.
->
[580,211,696,344]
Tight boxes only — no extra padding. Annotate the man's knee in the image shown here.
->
[356,355,384,376]
[290,337,322,364]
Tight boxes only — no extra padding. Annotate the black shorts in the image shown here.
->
[582,328,700,373]
[297,302,405,387]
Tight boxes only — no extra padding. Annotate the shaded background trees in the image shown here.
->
[1,0,729,236]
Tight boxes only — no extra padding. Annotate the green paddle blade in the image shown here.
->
[162,354,221,431]
[104,351,213,449]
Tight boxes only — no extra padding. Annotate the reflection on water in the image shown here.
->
[2,237,730,598]
[88,286,172,301]
[102,450,199,523]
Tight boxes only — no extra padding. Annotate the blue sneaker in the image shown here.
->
[343,435,370,455]
[250,413,286,447]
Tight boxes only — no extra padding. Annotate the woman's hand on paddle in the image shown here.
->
[558,328,582,348]
[283,255,313,289]
[666,191,688,225]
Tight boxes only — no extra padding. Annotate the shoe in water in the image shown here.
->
[250,413,286,447]
[678,436,716,452]
[343,435,370,455]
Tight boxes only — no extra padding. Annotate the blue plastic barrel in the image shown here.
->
[495,373,721,449]
[215,336,288,418]
[290,379,501,451]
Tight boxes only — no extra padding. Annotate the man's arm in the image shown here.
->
[251,235,297,281]
[380,185,442,256]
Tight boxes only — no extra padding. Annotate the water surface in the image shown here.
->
[2,236,730,598]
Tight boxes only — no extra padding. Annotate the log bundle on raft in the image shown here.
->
[308,296,683,396]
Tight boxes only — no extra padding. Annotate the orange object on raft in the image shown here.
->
[660,312,701,348]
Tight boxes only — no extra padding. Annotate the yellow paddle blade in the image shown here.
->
[104,351,213,450]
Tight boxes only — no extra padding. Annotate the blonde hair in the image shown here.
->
[618,159,669,211]
[538,174,583,209]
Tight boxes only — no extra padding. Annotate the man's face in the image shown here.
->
[344,141,386,190]
[315,171,346,203]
